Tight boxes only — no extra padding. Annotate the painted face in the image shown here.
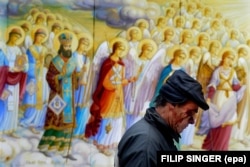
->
[35,33,46,44]
[117,45,126,58]
[211,42,220,53]
[199,36,208,46]
[223,53,235,67]
[176,51,187,65]
[62,44,72,58]
[183,33,192,43]
[78,40,89,54]
[165,30,174,40]
[142,45,153,59]
[138,22,146,29]
[130,29,138,40]
[11,33,21,42]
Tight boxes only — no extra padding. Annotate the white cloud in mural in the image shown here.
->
[0,126,115,167]
[123,0,148,8]
[120,6,147,20]
[71,0,161,28]
[4,0,162,29]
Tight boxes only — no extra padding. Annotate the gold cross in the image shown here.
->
[64,88,71,96]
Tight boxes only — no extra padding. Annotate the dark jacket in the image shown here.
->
[117,107,180,167]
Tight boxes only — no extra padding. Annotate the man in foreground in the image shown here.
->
[117,70,209,167]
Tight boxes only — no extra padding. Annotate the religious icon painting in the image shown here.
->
[48,94,66,115]
[14,54,27,70]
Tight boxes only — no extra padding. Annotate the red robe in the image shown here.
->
[0,66,27,99]
[85,57,124,138]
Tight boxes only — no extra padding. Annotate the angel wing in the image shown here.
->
[220,31,229,46]
[132,48,167,115]
[123,47,140,112]
[123,47,138,78]
[90,40,110,94]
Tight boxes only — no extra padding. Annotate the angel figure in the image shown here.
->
[206,19,222,41]
[164,7,176,27]
[0,47,9,142]
[196,32,210,55]
[46,20,63,52]
[150,16,167,45]
[196,40,222,135]
[125,39,157,129]
[224,29,241,48]
[84,37,136,156]
[20,26,49,134]
[72,32,93,138]
[190,18,201,38]
[231,45,250,146]
[172,15,186,44]
[183,2,197,29]
[0,26,28,138]
[202,49,246,150]
[131,46,188,126]
[134,19,151,39]
[123,27,142,116]
[158,27,175,58]
[179,29,194,49]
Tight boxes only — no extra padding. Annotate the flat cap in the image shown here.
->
[159,70,209,110]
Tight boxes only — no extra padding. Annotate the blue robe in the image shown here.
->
[72,52,90,137]
[0,49,9,126]
[20,46,48,129]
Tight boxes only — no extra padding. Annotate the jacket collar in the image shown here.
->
[144,107,180,142]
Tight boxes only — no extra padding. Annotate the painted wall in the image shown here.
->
[0,0,249,166]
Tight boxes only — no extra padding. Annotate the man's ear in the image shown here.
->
[167,103,175,111]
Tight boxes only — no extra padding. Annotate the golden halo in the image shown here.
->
[203,6,213,15]
[28,7,40,15]
[162,26,175,38]
[227,28,239,38]
[208,39,222,52]
[126,26,142,41]
[42,8,51,14]
[138,39,158,59]
[49,20,64,32]
[237,44,249,53]
[188,46,202,63]
[34,12,46,22]
[31,25,49,44]
[77,32,93,52]
[5,25,25,45]
[219,47,237,65]
[191,18,201,27]
[135,19,149,29]
[46,13,56,21]
[109,37,129,57]
[167,45,188,60]
[174,15,185,27]
[165,6,175,16]
[18,20,32,31]
[53,30,78,52]
[237,44,250,60]
[188,46,201,54]
[180,29,194,42]
[195,32,210,45]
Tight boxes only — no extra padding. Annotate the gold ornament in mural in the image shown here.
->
[15,54,27,70]
[105,122,112,134]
